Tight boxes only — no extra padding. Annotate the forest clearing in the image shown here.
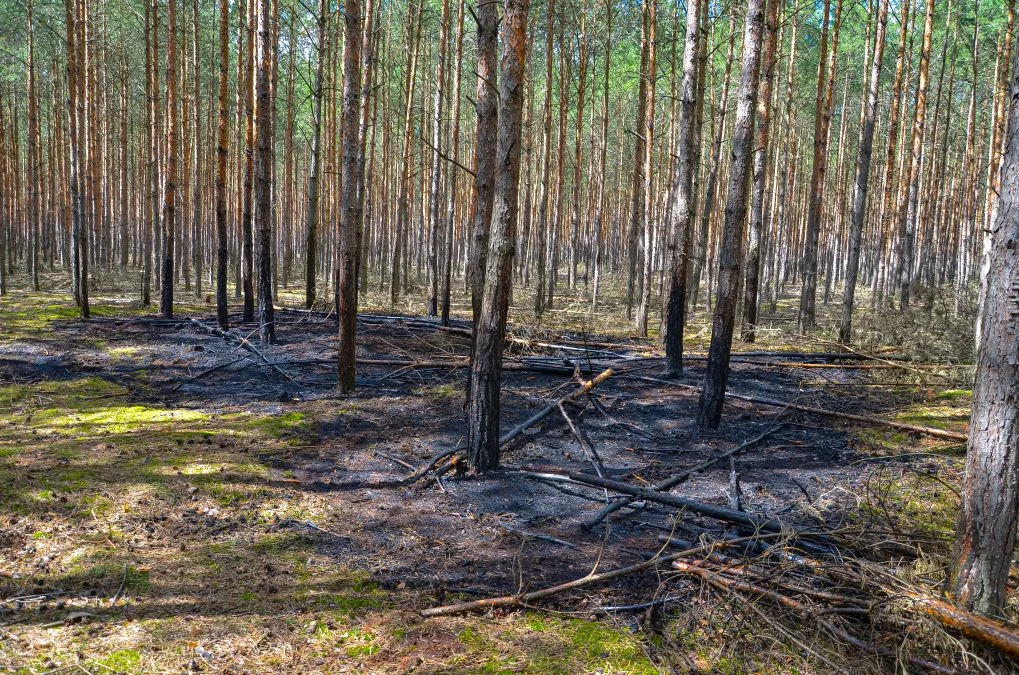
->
[2,0,1019,671]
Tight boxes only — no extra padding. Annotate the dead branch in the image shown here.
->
[624,375,968,442]
[187,318,296,384]
[558,402,607,481]
[402,369,616,485]
[912,594,1019,660]
[420,533,783,617]
[521,468,826,541]
[583,423,787,529]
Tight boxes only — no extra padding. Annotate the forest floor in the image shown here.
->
[0,275,1005,674]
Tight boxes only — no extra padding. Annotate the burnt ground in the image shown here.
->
[0,292,982,673]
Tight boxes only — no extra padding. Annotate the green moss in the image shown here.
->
[252,532,315,554]
[244,412,308,438]
[37,405,209,436]
[91,648,141,673]
[935,389,971,401]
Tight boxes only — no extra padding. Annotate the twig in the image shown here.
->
[109,564,129,606]
[497,522,579,550]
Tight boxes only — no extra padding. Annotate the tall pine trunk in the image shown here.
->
[951,29,1019,617]
[662,0,700,377]
[466,0,529,472]
[697,0,765,430]
[839,0,889,343]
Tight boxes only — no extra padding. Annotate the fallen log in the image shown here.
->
[624,375,968,443]
[912,594,1019,660]
[582,423,787,529]
[420,532,783,617]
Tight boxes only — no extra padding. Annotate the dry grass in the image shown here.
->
[0,270,1010,673]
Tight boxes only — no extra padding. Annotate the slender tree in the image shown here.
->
[253,0,275,342]
[839,0,890,344]
[897,0,936,308]
[214,0,230,330]
[739,0,780,342]
[468,0,499,326]
[466,0,530,472]
[336,0,363,391]
[697,0,766,430]
[160,0,179,319]
[662,0,700,377]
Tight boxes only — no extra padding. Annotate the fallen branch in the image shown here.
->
[583,422,787,529]
[497,522,579,550]
[171,355,250,390]
[671,561,955,674]
[521,468,825,541]
[625,375,967,442]
[187,318,296,384]
[558,403,607,481]
[402,368,615,485]
[420,533,782,617]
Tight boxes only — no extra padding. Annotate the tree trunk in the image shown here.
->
[467,0,529,472]
[253,0,275,343]
[839,0,889,344]
[951,31,1019,617]
[337,0,363,392]
[739,0,780,343]
[697,0,765,430]
[797,0,842,332]
[304,0,327,309]
[160,0,178,319]
[533,0,554,317]
[469,0,498,328]
[635,0,657,336]
[214,0,230,330]
[897,0,936,309]
[662,0,701,377]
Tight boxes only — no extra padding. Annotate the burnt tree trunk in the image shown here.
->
[662,0,700,377]
[466,0,529,472]
[337,0,363,392]
[214,0,230,330]
[697,0,765,430]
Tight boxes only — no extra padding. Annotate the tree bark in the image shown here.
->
[739,0,780,343]
[337,0,363,392]
[839,0,889,344]
[160,0,179,319]
[253,0,275,343]
[697,0,766,430]
[468,0,499,325]
[214,0,230,330]
[662,0,700,377]
[951,29,1019,617]
[466,0,530,472]
[897,0,936,309]
[797,0,842,332]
